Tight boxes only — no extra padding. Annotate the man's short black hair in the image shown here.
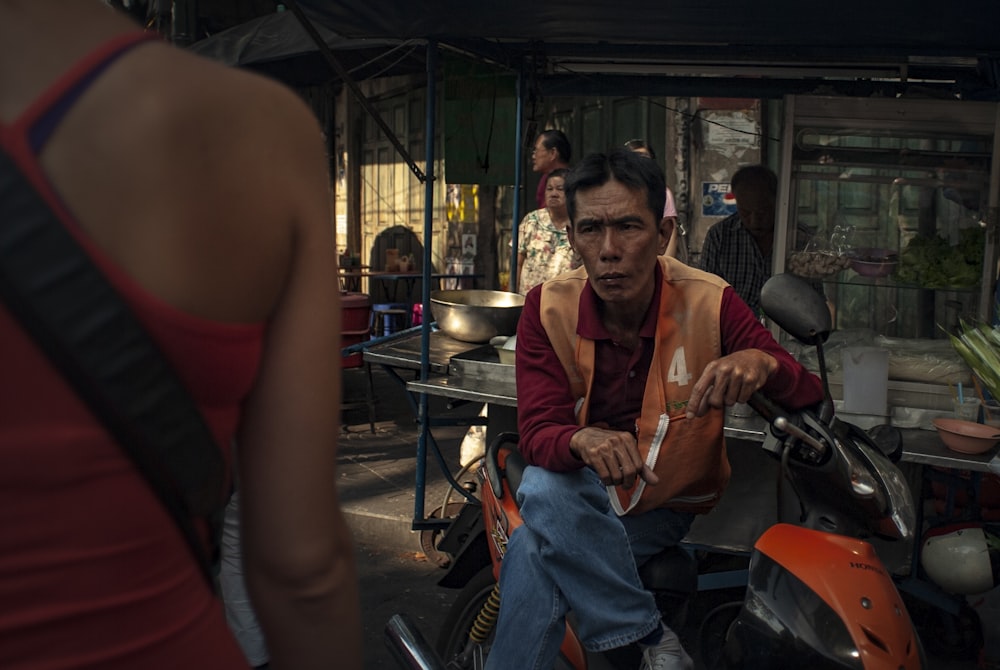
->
[731,164,777,197]
[539,129,572,163]
[564,149,666,225]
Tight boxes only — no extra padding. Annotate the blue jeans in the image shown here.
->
[485,466,694,670]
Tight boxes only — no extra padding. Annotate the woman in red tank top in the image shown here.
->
[0,3,361,668]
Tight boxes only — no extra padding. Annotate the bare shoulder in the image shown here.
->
[54,40,334,322]
[99,41,331,239]
[134,43,325,174]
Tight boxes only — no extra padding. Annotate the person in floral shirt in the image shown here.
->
[517,168,577,294]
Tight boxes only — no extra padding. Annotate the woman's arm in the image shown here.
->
[232,81,361,670]
[516,251,526,293]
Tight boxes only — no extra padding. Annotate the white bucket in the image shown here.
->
[842,347,889,416]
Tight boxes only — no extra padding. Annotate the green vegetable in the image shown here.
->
[896,228,984,288]
[948,319,1000,399]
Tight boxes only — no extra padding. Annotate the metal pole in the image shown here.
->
[169,0,197,47]
[414,40,438,526]
[284,0,427,184]
[509,68,525,291]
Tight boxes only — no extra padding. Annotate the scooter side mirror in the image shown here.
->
[761,273,835,423]
[760,274,831,346]
[866,423,904,462]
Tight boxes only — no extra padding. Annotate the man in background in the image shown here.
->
[699,164,777,315]
[531,129,572,209]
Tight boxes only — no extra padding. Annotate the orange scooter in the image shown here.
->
[386,273,925,669]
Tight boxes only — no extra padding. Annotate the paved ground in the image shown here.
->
[338,363,988,670]
[339,364,477,669]
[355,539,448,669]
[339,364,481,555]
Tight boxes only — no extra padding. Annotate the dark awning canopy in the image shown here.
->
[191,0,1000,98]
[188,7,423,87]
[298,0,996,51]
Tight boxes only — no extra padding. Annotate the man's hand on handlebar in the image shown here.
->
[686,349,778,419]
[569,426,659,489]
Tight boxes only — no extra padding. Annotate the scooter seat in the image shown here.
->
[502,447,527,500]
[486,433,528,502]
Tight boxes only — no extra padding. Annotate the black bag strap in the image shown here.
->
[0,146,225,590]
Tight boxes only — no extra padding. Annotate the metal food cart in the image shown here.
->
[362,327,1000,554]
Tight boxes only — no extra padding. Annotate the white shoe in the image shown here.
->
[638,625,694,670]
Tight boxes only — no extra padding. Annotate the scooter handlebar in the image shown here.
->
[746,391,781,424]
[748,392,830,464]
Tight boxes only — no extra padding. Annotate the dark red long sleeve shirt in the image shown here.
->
[515,272,824,471]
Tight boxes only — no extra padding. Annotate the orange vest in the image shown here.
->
[538,256,731,515]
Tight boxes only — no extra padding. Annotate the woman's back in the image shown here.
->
[0,4,360,668]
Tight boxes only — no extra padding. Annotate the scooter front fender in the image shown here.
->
[723,524,923,669]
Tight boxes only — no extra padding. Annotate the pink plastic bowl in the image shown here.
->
[933,418,1000,455]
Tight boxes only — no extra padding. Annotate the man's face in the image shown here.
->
[531,137,556,173]
[733,183,776,238]
[567,178,668,306]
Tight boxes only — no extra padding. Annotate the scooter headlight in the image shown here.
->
[829,418,916,541]
[848,436,916,540]
[848,464,877,497]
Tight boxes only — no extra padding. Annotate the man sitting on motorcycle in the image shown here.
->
[488,149,824,670]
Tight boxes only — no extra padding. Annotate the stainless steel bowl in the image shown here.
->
[430,290,525,343]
